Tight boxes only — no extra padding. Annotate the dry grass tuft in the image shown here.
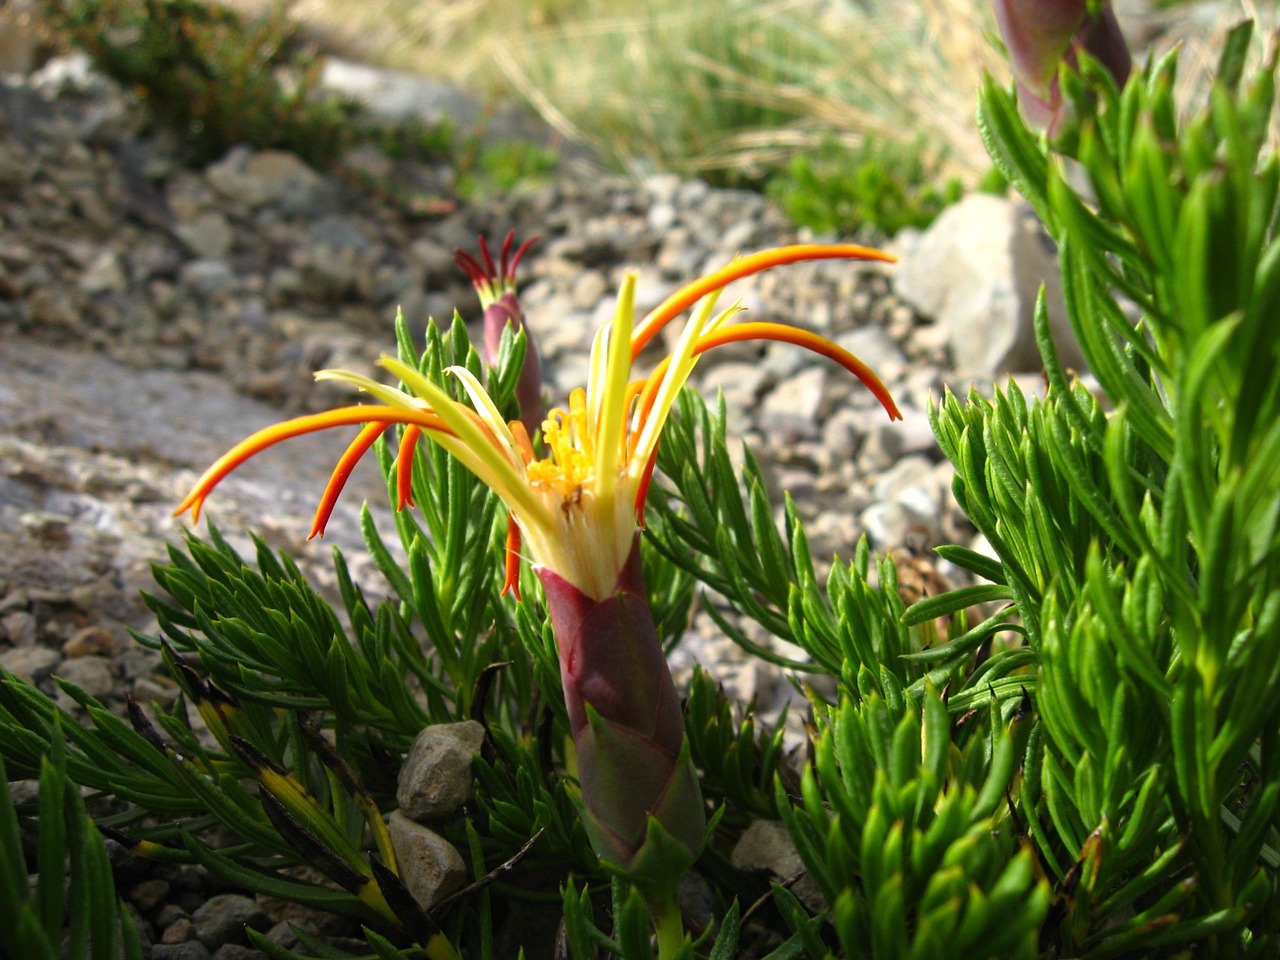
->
[200,1,1278,182]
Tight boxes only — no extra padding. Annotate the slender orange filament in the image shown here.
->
[311,422,390,539]
[630,244,895,358]
[634,447,660,521]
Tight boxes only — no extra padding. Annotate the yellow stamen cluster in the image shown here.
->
[526,388,601,502]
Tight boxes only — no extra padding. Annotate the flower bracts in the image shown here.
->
[538,541,705,890]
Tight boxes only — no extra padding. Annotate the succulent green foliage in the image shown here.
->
[650,390,1021,706]
[765,136,964,237]
[0,658,455,952]
[906,20,1280,955]
[141,527,431,750]
[0,726,144,960]
[366,313,538,723]
[684,665,791,822]
[8,22,1280,954]
[780,687,1046,959]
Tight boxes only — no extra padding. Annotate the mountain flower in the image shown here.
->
[176,243,901,928]
[993,0,1131,134]
[454,230,545,432]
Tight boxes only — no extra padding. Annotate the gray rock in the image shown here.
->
[730,819,825,914]
[212,945,269,960]
[388,811,467,910]
[191,894,270,951]
[180,259,237,299]
[397,720,486,822]
[128,878,171,913]
[699,362,766,421]
[310,214,373,253]
[894,194,1083,378]
[176,211,234,260]
[758,366,826,442]
[1,609,36,645]
[836,325,908,380]
[206,148,331,217]
[160,917,197,944]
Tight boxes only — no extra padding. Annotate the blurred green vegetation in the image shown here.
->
[765,137,965,238]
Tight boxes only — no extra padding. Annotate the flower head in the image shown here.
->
[176,244,901,601]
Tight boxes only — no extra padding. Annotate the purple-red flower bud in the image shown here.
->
[993,0,1131,134]
[455,231,545,432]
[536,540,705,890]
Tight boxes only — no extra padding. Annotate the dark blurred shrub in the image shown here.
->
[42,0,360,166]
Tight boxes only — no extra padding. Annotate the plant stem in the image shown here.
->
[649,891,686,960]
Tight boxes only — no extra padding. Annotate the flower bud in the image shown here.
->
[993,0,1131,134]
[536,540,705,892]
[454,231,545,432]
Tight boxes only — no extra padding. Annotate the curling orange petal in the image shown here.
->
[630,243,895,358]
[310,422,390,539]
[175,405,454,523]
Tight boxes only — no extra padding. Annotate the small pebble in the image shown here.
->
[128,877,171,913]
[62,625,116,657]
[162,917,197,944]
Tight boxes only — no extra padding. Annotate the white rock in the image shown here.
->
[322,57,481,128]
[79,250,127,295]
[894,194,1083,378]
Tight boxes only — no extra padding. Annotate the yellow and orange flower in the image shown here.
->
[176,244,902,601]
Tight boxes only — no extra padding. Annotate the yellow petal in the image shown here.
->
[444,365,526,474]
[592,273,637,513]
[378,356,549,525]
